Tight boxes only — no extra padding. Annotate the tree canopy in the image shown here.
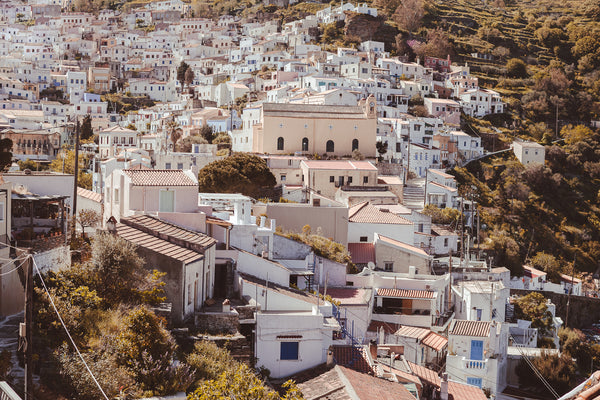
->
[197,153,276,198]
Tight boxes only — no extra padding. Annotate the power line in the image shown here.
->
[0,256,29,277]
[32,256,110,400]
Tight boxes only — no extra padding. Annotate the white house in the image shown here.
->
[452,279,509,323]
[459,88,504,117]
[98,125,138,159]
[347,202,414,245]
[446,320,508,396]
[513,140,545,166]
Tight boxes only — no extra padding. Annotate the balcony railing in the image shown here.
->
[463,357,487,370]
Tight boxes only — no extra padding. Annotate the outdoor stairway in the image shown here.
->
[402,179,426,210]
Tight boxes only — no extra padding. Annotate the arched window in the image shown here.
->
[352,139,359,151]
[302,137,309,152]
[277,136,284,150]
[326,140,334,153]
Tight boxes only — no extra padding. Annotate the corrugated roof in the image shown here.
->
[348,242,375,264]
[376,288,435,299]
[421,332,448,352]
[116,223,203,264]
[449,320,491,337]
[120,214,216,250]
[123,169,197,186]
[349,202,412,225]
[77,187,102,203]
[395,326,430,340]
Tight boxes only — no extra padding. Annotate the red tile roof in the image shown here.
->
[377,235,430,257]
[376,288,435,299]
[407,361,487,400]
[394,326,448,352]
[77,187,102,203]
[330,345,373,374]
[406,360,440,386]
[338,365,417,400]
[121,214,216,250]
[449,320,491,337]
[321,287,371,306]
[523,265,546,278]
[123,169,197,186]
[348,242,375,264]
[116,223,204,264]
[349,202,412,225]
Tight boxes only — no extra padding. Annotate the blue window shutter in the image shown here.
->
[280,342,299,360]
[470,340,483,361]
[467,377,482,388]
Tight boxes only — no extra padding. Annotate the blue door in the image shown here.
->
[476,309,482,321]
[470,340,483,360]
[467,377,482,388]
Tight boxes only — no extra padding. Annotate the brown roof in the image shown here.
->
[377,235,430,257]
[120,214,216,250]
[349,202,412,225]
[348,242,375,264]
[321,287,371,306]
[115,223,203,264]
[77,187,102,203]
[123,169,197,186]
[449,320,491,337]
[367,320,401,334]
[421,332,448,352]
[298,365,417,400]
[395,326,430,340]
[330,345,373,374]
[239,272,321,307]
[376,288,435,299]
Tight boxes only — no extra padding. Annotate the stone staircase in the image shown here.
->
[402,179,426,210]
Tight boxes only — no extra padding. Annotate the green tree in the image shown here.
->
[177,61,190,90]
[115,306,193,395]
[18,158,40,171]
[530,252,562,283]
[514,292,554,335]
[77,209,100,238]
[200,124,215,143]
[184,67,195,90]
[487,228,523,275]
[422,204,461,225]
[80,114,93,141]
[506,58,528,78]
[212,132,231,144]
[197,153,276,198]
[561,124,594,145]
[515,351,576,396]
[50,149,93,190]
[176,134,208,152]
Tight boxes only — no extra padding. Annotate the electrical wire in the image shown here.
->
[0,256,29,277]
[32,256,110,400]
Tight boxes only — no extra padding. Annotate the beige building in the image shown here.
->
[264,198,348,245]
[301,160,379,199]
[249,95,377,156]
[374,233,432,274]
[513,140,545,166]
[262,155,306,186]
[88,65,112,93]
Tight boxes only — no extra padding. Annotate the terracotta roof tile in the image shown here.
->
[330,345,373,374]
[348,243,375,264]
[367,320,401,334]
[449,320,491,337]
[77,187,102,203]
[337,366,417,400]
[116,223,203,264]
[321,287,371,306]
[395,326,430,340]
[377,235,430,257]
[376,288,435,299]
[120,214,216,250]
[349,202,412,225]
[407,361,487,400]
[123,169,197,186]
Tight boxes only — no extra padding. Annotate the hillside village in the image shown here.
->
[0,0,599,399]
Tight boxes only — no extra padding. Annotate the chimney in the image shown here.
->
[326,347,335,367]
[440,372,449,400]
[369,340,377,360]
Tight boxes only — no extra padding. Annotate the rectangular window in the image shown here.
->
[384,262,393,271]
[329,176,334,183]
[280,174,286,181]
[467,377,482,388]
[347,176,352,184]
[280,342,299,360]
[177,163,183,169]
[444,238,448,247]
[114,188,119,203]
[363,176,368,184]
[165,162,171,169]
[470,339,483,360]
[359,236,368,242]
[0,202,4,221]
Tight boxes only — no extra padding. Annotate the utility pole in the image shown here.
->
[71,118,80,241]
[459,197,464,265]
[565,253,576,328]
[22,253,33,400]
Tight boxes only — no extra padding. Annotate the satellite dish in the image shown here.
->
[367,262,375,270]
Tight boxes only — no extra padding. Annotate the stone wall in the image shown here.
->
[377,163,404,177]
[511,289,600,329]
[195,309,240,334]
